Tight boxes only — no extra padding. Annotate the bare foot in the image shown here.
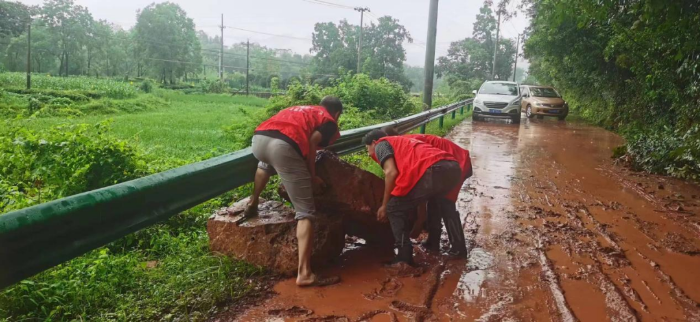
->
[297,274,340,287]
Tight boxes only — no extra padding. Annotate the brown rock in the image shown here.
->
[280,151,393,244]
[207,198,345,276]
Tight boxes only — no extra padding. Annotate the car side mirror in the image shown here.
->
[472,90,477,95]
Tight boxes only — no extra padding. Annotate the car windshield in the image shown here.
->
[530,87,561,98]
[479,83,519,95]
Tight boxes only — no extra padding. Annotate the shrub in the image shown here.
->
[265,73,417,121]
[0,121,148,213]
[140,79,154,93]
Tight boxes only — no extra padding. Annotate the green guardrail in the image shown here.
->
[0,99,471,289]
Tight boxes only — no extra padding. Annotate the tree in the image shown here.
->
[0,1,32,39]
[436,1,516,94]
[134,2,201,83]
[40,0,93,76]
[310,16,413,90]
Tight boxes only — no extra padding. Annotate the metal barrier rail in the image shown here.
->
[0,99,471,289]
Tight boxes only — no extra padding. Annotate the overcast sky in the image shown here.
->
[17,0,530,68]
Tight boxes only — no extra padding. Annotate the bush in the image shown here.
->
[139,79,154,93]
[265,73,418,121]
[624,125,700,181]
[0,121,148,213]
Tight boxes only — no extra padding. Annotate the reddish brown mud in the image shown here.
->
[227,118,700,322]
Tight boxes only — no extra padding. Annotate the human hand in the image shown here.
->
[377,205,388,223]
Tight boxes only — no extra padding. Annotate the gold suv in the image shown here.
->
[520,85,568,120]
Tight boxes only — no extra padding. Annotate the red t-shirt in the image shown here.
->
[372,136,457,197]
[255,106,340,158]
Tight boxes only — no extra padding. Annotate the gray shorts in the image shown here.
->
[252,134,316,220]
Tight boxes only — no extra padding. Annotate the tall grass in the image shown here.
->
[0,73,138,99]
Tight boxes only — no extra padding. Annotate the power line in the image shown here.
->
[225,26,312,41]
[143,57,248,71]
[301,0,354,10]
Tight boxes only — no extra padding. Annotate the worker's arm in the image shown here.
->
[308,130,324,186]
[378,157,398,223]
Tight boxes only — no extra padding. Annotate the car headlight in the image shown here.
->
[474,99,482,105]
[535,102,542,106]
[510,100,520,106]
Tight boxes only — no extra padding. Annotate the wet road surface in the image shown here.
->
[226,117,700,322]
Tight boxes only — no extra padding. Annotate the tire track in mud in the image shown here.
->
[635,250,700,320]
[535,242,579,322]
[520,186,641,321]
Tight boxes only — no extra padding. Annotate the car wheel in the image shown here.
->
[558,115,567,121]
[526,105,535,118]
[472,115,481,122]
[537,115,544,119]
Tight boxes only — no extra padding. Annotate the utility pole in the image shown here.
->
[491,9,501,80]
[26,18,31,90]
[219,14,224,81]
[246,39,250,96]
[421,0,439,134]
[512,33,520,82]
[354,7,370,74]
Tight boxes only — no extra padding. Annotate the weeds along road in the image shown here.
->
[224,117,700,322]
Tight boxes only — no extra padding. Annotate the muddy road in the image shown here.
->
[224,118,700,322]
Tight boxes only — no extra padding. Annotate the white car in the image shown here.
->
[472,81,522,124]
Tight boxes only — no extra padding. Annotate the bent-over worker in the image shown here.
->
[363,129,462,265]
[243,96,343,287]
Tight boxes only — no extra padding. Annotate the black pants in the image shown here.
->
[386,160,462,263]
[426,195,468,254]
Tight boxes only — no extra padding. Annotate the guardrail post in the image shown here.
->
[460,105,464,115]
[451,110,456,119]
[467,103,472,112]
[420,124,426,134]
[439,115,444,129]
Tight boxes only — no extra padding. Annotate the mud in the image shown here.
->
[225,118,700,322]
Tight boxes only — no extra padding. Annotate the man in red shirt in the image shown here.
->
[381,127,471,257]
[362,129,462,265]
[404,134,471,257]
[243,96,343,287]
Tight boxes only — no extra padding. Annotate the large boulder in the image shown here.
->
[207,198,345,276]
[280,151,393,244]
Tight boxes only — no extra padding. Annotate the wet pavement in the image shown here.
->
[224,117,700,322]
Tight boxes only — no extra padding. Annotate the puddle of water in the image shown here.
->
[455,248,495,302]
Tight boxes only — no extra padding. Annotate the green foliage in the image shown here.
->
[523,0,700,179]
[0,73,138,99]
[0,121,148,212]
[267,73,418,121]
[436,2,517,97]
[134,2,202,83]
[139,79,154,93]
[310,17,413,90]
[0,228,262,321]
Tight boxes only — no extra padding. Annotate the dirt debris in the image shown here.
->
[267,305,313,317]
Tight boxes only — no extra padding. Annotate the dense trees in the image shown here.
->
[436,2,516,97]
[310,16,413,90]
[523,0,700,179]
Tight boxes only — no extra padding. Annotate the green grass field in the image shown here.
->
[16,91,268,160]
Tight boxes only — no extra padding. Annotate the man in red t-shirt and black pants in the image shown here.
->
[363,129,462,265]
[243,96,343,287]
[404,134,471,257]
